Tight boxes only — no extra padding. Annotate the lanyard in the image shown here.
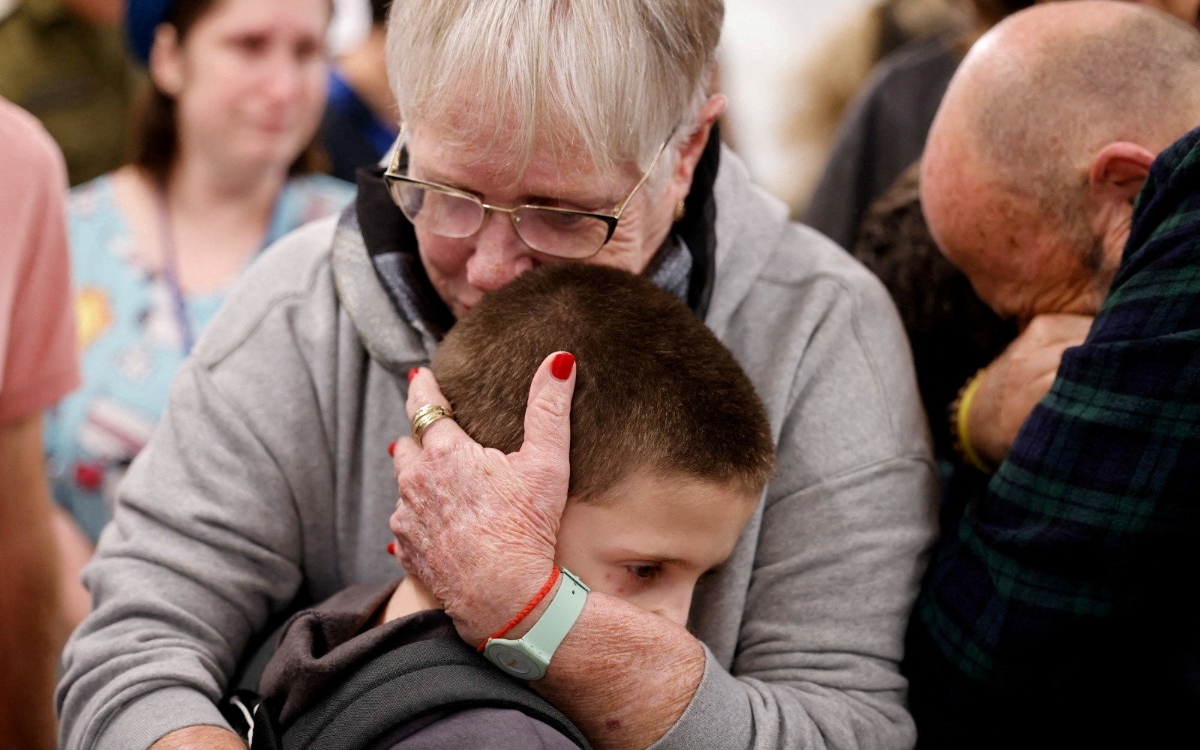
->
[155,185,279,355]
[156,187,196,355]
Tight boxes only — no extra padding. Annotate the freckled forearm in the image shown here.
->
[531,593,704,750]
[0,417,62,749]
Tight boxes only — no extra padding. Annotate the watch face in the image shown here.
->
[486,643,541,679]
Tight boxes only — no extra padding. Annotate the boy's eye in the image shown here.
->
[625,564,662,584]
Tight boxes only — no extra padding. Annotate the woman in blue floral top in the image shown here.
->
[45,0,356,625]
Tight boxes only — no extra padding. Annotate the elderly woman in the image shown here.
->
[57,3,937,749]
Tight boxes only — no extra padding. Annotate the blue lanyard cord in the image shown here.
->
[155,185,280,356]
[156,186,196,356]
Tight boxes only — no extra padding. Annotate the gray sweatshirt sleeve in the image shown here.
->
[652,456,937,750]
[653,248,939,749]
[56,354,310,749]
[53,224,355,750]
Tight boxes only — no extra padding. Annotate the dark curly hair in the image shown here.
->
[853,162,1016,463]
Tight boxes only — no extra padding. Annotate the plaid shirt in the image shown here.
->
[905,127,1200,748]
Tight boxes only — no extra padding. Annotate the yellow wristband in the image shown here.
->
[955,372,994,474]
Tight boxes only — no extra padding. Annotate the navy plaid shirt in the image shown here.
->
[905,127,1200,748]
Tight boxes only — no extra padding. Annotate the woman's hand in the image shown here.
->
[390,352,576,645]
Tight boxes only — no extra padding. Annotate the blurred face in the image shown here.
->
[921,107,1099,325]
[404,120,680,318]
[156,0,330,174]
[554,470,758,628]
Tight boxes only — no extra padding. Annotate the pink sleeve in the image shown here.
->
[0,98,81,423]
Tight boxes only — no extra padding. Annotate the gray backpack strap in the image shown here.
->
[281,637,592,750]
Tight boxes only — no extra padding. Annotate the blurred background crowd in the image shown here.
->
[3,0,1199,747]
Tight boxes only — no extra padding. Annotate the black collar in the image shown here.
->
[352,123,721,336]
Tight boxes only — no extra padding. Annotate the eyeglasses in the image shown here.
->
[383,126,675,260]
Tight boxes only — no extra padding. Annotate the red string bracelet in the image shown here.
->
[477,566,562,652]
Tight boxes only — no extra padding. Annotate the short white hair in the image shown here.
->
[386,0,722,176]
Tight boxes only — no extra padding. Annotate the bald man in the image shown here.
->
[925,0,1200,466]
[906,3,1200,748]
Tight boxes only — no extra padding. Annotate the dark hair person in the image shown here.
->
[43,0,355,628]
[57,3,936,748]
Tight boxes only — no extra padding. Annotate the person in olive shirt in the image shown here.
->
[0,0,138,186]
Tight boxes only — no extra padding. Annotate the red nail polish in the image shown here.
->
[388,441,397,457]
[551,352,575,380]
[407,368,419,382]
[387,542,397,556]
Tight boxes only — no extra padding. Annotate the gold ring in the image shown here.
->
[411,404,454,447]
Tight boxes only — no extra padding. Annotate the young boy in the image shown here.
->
[251,264,775,749]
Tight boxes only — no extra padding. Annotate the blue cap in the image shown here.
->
[125,0,176,65]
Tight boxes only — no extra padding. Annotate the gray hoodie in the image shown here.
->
[57,146,938,750]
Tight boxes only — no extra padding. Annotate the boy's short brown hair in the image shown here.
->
[432,264,775,501]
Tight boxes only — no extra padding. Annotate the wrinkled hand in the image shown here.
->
[390,353,576,645]
[968,313,1094,465]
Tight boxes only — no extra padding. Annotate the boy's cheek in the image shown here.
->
[554,555,634,599]
[552,548,604,590]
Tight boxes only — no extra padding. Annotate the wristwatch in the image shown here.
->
[483,568,590,680]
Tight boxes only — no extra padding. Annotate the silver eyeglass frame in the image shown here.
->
[382,124,677,259]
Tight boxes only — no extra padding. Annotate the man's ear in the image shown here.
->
[1086,142,1155,213]
[148,24,185,98]
[666,94,727,202]
[1084,141,1155,266]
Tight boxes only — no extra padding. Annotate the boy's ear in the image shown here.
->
[149,24,186,98]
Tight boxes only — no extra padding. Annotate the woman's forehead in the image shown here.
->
[406,120,636,204]
[195,0,330,35]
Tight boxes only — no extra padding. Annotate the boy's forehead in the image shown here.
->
[574,470,759,555]
[586,470,758,509]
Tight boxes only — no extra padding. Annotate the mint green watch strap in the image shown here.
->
[483,568,590,681]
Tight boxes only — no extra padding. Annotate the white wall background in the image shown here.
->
[329,0,373,57]
[721,0,876,204]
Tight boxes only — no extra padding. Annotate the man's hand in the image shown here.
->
[967,313,1094,465]
[390,352,576,645]
[148,725,246,749]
